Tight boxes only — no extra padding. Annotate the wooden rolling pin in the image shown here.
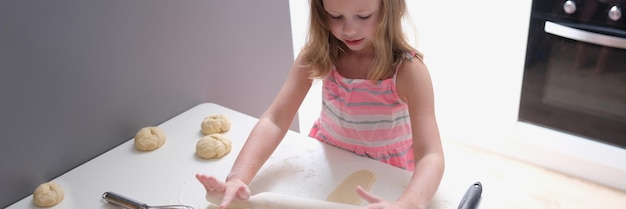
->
[206,192,362,209]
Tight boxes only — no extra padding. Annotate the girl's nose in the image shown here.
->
[342,20,357,36]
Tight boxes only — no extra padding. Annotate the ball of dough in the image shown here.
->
[134,126,166,151]
[201,114,231,135]
[196,134,232,159]
[33,181,64,207]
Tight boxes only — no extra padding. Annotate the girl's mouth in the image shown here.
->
[344,39,363,46]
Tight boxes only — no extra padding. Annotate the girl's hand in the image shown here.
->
[357,186,413,209]
[195,173,251,209]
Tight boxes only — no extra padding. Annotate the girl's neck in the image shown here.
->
[344,52,375,62]
[345,45,376,58]
[335,47,377,80]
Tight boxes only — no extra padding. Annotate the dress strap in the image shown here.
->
[393,52,415,78]
[403,51,418,61]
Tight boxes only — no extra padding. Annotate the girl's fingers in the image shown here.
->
[196,174,251,209]
[207,176,227,191]
[220,181,251,209]
[236,186,251,200]
[356,186,382,204]
[195,174,225,193]
[220,187,250,208]
[220,187,238,209]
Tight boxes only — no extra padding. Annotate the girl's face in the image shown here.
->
[323,0,381,53]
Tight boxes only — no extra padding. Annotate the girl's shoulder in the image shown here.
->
[395,51,433,103]
[397,52,426,74]
[396,51,430,85]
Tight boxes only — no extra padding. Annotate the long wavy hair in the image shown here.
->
[301,0,423,82]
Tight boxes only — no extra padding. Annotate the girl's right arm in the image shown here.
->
[216,53,314,207]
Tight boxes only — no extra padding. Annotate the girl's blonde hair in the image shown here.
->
[302,0,423,82]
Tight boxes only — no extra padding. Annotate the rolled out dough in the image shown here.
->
[205,170,376,209]
[326,169,376,205]
[207,192,363,209]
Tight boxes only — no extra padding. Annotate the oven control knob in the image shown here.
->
[563,0,577,14]
[609,6,622,21]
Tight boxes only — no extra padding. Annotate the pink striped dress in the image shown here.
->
[309,52,416,171]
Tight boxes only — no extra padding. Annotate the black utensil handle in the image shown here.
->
[102,191,148,209]
[458,181,482,209]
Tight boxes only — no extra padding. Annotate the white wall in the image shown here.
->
[0,1,294,207]
[290,0,626,191]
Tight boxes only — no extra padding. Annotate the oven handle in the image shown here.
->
[544,21,626,50]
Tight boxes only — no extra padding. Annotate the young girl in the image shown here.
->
[197,0,444,208]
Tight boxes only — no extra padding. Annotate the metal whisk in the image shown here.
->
[102,191,194,209]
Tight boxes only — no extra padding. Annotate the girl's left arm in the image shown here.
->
[394,58,445,209]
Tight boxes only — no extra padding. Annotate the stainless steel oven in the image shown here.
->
[520,0,626,148]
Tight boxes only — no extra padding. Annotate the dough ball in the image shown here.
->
[134,126,166,151]
[33,181,64,207]
[201,114,231,135]
[196,134,232,159]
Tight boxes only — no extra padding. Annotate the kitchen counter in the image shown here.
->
[6,103,465,209]
[442,140,626,209]
[7,103,626,209]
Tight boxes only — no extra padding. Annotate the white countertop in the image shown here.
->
[7,103,472,209]
[11,102,625,209]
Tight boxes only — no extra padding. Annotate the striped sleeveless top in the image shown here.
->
[309,52,416,171]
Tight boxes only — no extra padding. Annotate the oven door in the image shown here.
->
[519,20,626,148]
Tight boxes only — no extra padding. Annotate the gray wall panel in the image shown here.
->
[0,0,294,207]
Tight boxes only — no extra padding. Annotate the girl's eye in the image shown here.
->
[329,15,343,20]
[357,15,371,20]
